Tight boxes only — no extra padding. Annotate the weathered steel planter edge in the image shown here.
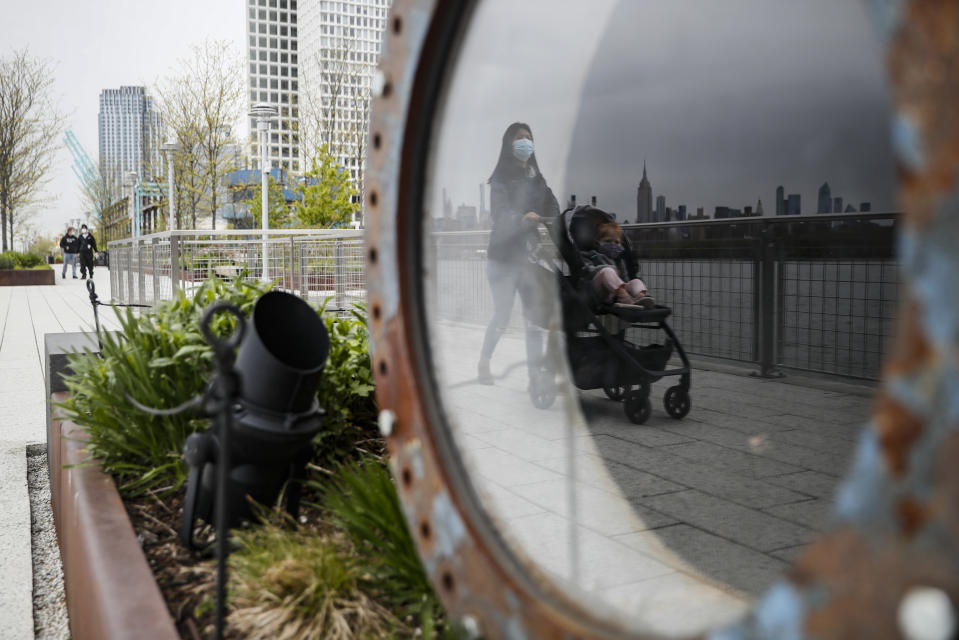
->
[48,391,178,640]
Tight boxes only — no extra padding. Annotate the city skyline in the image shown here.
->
[1,0,244,237]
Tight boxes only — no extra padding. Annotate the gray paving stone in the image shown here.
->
[510,478,677,535]
[505,511,676,591]
[764,470,841,500]
[659,440,802,479]
[592,436,807,509]
[639,490,816,552]
[769,545,808,563]
[764,499,833,531]
[772,428,859,458]
[614,524,789,597]
[533,455,684,499]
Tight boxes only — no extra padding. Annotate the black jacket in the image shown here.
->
[59,234,79,254]
[487,170,559,263]
[77,233,98,254]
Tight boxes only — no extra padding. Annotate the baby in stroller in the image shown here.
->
[579,219,656,309]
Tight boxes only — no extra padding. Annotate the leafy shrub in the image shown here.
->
[59,277,271,495]
[319,458,442,635]
[0,250,46,269]
[314,301,378,463]
[59,277,378,495]
[228,523,399,640]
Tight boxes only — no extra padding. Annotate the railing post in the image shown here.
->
[753,222,783,378]
[170,234,180,298]
[137,239,146,305]
[109,244,117,302]
[126,245,135,305]
[151,237,160,305]
[334,239,345,311]
[289,235,297,296]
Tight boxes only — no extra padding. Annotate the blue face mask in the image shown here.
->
[512,138,534,162]
[599,242,624,259]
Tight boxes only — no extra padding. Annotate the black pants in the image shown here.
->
[79,252,94,277]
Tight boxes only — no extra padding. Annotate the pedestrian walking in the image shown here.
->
[58,227,79,279]
[477,122,559,385]
[77,224,98,280]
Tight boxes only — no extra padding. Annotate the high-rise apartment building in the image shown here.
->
[97,86,161,194]
[246,0,301,172]
[298,0,392,195]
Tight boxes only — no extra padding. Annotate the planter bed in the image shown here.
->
[0,267,55,286]
[48,393,179,640]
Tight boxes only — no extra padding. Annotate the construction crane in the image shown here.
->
[63,130,102,195]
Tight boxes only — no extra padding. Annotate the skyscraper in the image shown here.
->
[776,185,785,215]
[97,86,161,193]
[246,0,300,172]
[787,193,801,215]
[655,194,666,222]
[817,181,831,213]
[636,162,652,222]
[298,0,392,195]
[833,196,843,213]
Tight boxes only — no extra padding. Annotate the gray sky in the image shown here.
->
[430,0,896,220]
[2,0,244,239]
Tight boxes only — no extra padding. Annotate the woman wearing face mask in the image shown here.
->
[582,220,655,308]
[477,122,560,385]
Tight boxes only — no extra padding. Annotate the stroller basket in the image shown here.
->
[567,335,673,390]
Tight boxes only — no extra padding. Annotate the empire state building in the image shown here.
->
[636,162,653,223]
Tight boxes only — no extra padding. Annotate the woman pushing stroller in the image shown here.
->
[477,122,560,385]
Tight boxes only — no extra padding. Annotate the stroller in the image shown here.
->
[527,205,692,424]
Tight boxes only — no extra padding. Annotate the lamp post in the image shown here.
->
[249,103,278,281]
[160,140,180,232]
[123,172,138,237]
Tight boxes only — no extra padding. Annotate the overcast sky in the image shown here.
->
[430,0,896,220]
[2,0,244,238]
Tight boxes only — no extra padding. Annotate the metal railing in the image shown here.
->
[108,229,366,312]
[431,211,898,381]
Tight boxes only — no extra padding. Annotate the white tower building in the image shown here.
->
[298,0,392,204]
[246,0,301,172]
[97,86,161,194]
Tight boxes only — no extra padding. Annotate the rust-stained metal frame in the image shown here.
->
[365,1,959,638]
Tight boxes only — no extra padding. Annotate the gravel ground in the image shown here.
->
[26,444,70,640]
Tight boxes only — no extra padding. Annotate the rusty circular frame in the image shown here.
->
[365,1,959,638]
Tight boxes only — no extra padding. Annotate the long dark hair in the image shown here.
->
[488,121,542,183]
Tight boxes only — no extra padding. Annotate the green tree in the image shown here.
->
[294,145,359,228]
[245,176,292,229]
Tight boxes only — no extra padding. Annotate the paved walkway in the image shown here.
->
[431,319,872,637]
[0,270,117,639]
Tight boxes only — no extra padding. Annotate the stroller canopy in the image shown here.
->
[553,205,639,282]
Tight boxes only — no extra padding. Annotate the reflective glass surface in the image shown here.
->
[422,1,893,635]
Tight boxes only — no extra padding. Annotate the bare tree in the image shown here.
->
[300,41,366,165]
[78,174,116,230]
[157,40,243,230]
[0,49,64,250]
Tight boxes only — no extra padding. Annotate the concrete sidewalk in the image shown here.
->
[431,318,874,637]
[0,270,118,639]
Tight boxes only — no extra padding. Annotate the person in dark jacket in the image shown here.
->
[477,122,560,385]
[77,224,98,279]
[58,227,79,279]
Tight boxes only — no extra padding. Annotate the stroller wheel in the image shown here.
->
[529,374,557,410]
[664,385,691,419]
[603,384,630,401]
[623,390,652,425]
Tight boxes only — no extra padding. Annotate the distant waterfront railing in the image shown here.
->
[431,211,898,381]
[108,229,365,312]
